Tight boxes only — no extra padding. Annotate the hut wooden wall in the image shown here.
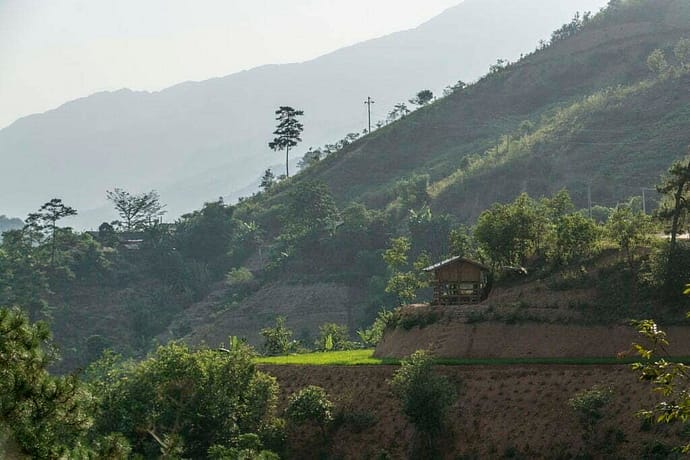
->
[434,262,482,283]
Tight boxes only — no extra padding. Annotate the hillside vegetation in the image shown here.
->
[5,2,690,458]
[192,0,690,350]
[264,363,681,459]
[2,0,690,373]
[0,0,607,224]
[280,0,690,218]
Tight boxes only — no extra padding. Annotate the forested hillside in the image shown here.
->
[0,0,606,225]
[186,0,690,346]
[289,0,690,218]
[5,1,690,458]
[2,0,690,374]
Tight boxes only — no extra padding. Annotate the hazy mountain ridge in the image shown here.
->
[0,0,607,226]
[10,0,689,376]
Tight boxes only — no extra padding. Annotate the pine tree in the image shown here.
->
[657,153,690,251]
[656,151,690,293]
[25,198,77,266]
[268,106,304,178]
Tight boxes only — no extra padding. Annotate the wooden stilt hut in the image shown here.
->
[423,256,491,305]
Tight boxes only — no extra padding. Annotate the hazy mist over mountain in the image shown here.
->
[0,0,607,227]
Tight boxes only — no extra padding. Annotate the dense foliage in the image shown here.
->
[0,308,286,458]
[261,316,295,356]
[0,308,96,458]
[630,284,690,453]
[390,350,457,456]
[285,385,334,441]
[88,342,281,458]
[4,2,690,457]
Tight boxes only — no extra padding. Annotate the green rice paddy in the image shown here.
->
[254,349,689,366]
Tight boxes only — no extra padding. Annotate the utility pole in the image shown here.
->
[364,96,375,133]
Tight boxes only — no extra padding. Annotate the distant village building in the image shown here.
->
[88,228,146,250]
[423,257,491,305]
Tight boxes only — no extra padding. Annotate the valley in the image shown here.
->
[3,1,690,458]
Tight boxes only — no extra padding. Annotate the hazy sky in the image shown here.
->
[0,0,465,129]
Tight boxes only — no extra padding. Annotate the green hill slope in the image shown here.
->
[12,0,690,373]
[290,0,690,219]
[433,74,690,217]
[179,0,690,352]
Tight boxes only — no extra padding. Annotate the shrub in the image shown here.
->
[390,350,457,453]
[314,323,357,351]
[642,242,690,304]
[225,267,258,298]
[260,316,295,356]
[91,342,280,459]
[569,385,612,425]
[226,266,254,285]
[357,308,394,346]
[390,307,442,330]
[285,386,334,441]
[568,385,613,446]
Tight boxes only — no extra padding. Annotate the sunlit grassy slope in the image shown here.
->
[254,349,690,366]
[255,349,392,365]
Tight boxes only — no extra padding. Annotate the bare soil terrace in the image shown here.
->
[263,363,678,459]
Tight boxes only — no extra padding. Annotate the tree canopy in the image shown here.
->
[390,350,456,455]
[25,198,77,266]
[0,308,92,458]
[106,188,166,231]
[90,342,281,458]
[268,106,304,178]
[409,89,434,107]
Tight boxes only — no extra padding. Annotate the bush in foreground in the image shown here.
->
[285,385,334,442]
[390,350,457,456]
[89,342,281,458]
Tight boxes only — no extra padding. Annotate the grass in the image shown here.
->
[255,349,690,366]
[255,349,395,365]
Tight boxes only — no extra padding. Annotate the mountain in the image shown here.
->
[0,0,607,226]
[16,0,690,374]
[289,0,690,219]
[178,0,690,347]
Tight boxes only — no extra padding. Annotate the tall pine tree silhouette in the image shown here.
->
[269,106,304,178]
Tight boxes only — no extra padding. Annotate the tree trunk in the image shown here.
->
[670,182,684,250]
[665,180,687,296]
[50,224,57,267]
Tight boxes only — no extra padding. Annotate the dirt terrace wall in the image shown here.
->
[374,321,690,359]
[262,364,679,459]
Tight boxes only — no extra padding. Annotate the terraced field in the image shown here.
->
[262,362,680,459]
